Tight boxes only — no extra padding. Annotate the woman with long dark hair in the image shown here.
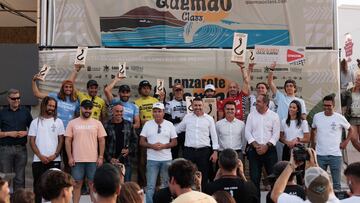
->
[279,100,310,161]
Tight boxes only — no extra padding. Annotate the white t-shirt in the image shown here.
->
[28,117,65,162]
[141,120,177,161]
[275,91,307,120]
[281,119,309,141]
[312,112,351,156]
[341,196,360,203]
[278,193,340,203]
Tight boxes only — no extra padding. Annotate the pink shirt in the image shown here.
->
[65,117,106,162]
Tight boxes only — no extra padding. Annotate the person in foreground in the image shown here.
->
[40,169,74,203]
[271,148,340,203]
[168,159,216,203]
[93,163,120,203]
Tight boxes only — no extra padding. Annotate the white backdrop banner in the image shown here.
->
[49,0,334,48]
[39,48,340,124]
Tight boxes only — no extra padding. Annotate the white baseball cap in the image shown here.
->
[305,167,331,203]
[204,84,215,91]
[152,102,165,110]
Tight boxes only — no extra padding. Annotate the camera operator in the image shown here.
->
[271,148,340,203]
[341,162,360,202]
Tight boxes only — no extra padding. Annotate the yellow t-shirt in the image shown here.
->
[77,91,106,120]
[134,96,159,122]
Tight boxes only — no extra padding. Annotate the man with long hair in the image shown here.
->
[28,96,65,203]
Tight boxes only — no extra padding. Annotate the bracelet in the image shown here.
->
[98,156,104,159]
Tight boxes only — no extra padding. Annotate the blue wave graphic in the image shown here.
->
[101,25,289,47]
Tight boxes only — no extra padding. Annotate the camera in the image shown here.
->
[293,144,310,161]
[334,191,350,200]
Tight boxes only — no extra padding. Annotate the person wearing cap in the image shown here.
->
[218,62,252,121]
[32,74,79,129]
[203,148,258,203]
[176,97,219,188]
[135,80,159,125]
[69,65,106,121]
[28,96,65,203]
[342,162,360,202]
[104,77,140,129]
[104,104,137,182]
[265,161,305,203]
[311,95,353,191]
[271,148,340,203]
[204,84,216,98]
[245,94,280,196]
[64,99,107,203]
[268,61,307,161]
[164,83,186,159]
[93,163,121,203]
[0,89,33,192]
[134,80,159,187]
[140,102,177,203]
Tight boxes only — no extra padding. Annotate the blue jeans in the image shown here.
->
[317,155,342,190]
[71,162,97,181]
[0,145,27,191]
[145,160,171,203]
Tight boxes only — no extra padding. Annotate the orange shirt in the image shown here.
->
[65,117,106,162]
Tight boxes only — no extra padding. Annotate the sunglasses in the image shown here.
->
[157,125,161,134]
[9,97,20,101]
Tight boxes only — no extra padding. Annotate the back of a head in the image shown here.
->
[344,162,360,179]
[212,191,236,203]
[219,148,238,172]
[305,167,332,203]
[168,159,197,188]
[40,169,74,201]
[12,189,35,203]
[118,182,142,203]
[93,163,120,198]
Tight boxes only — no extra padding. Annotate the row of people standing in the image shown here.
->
[0,61,356,203]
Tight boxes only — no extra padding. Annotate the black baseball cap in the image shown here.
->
[118,85,131,92]
[138,80,152,88]
[87,80,99,88]
[80,100,93,108]
[265,161,301,182]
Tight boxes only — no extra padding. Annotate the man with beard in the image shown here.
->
[176,97,219,188]
[0,89,33,192]
[65,100,107,203]
[69,65,106,122]
[29,96,65,203]
[104,77,140,129]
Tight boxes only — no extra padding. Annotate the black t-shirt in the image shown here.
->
[266,185,306,203]
[114,122,125,158]
[203,177,259,203]
[153,187,173,203]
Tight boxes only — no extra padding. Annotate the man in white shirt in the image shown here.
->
[311,95,353,190]
[28,96,65,203]
[176,97,219,187]
[140,102,177,203]
[216,100,245,161]
[245,94,280,194]
[342,162,360,203]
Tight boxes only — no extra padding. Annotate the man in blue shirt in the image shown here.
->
[104,77,140,129]
[0,89,33,191]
